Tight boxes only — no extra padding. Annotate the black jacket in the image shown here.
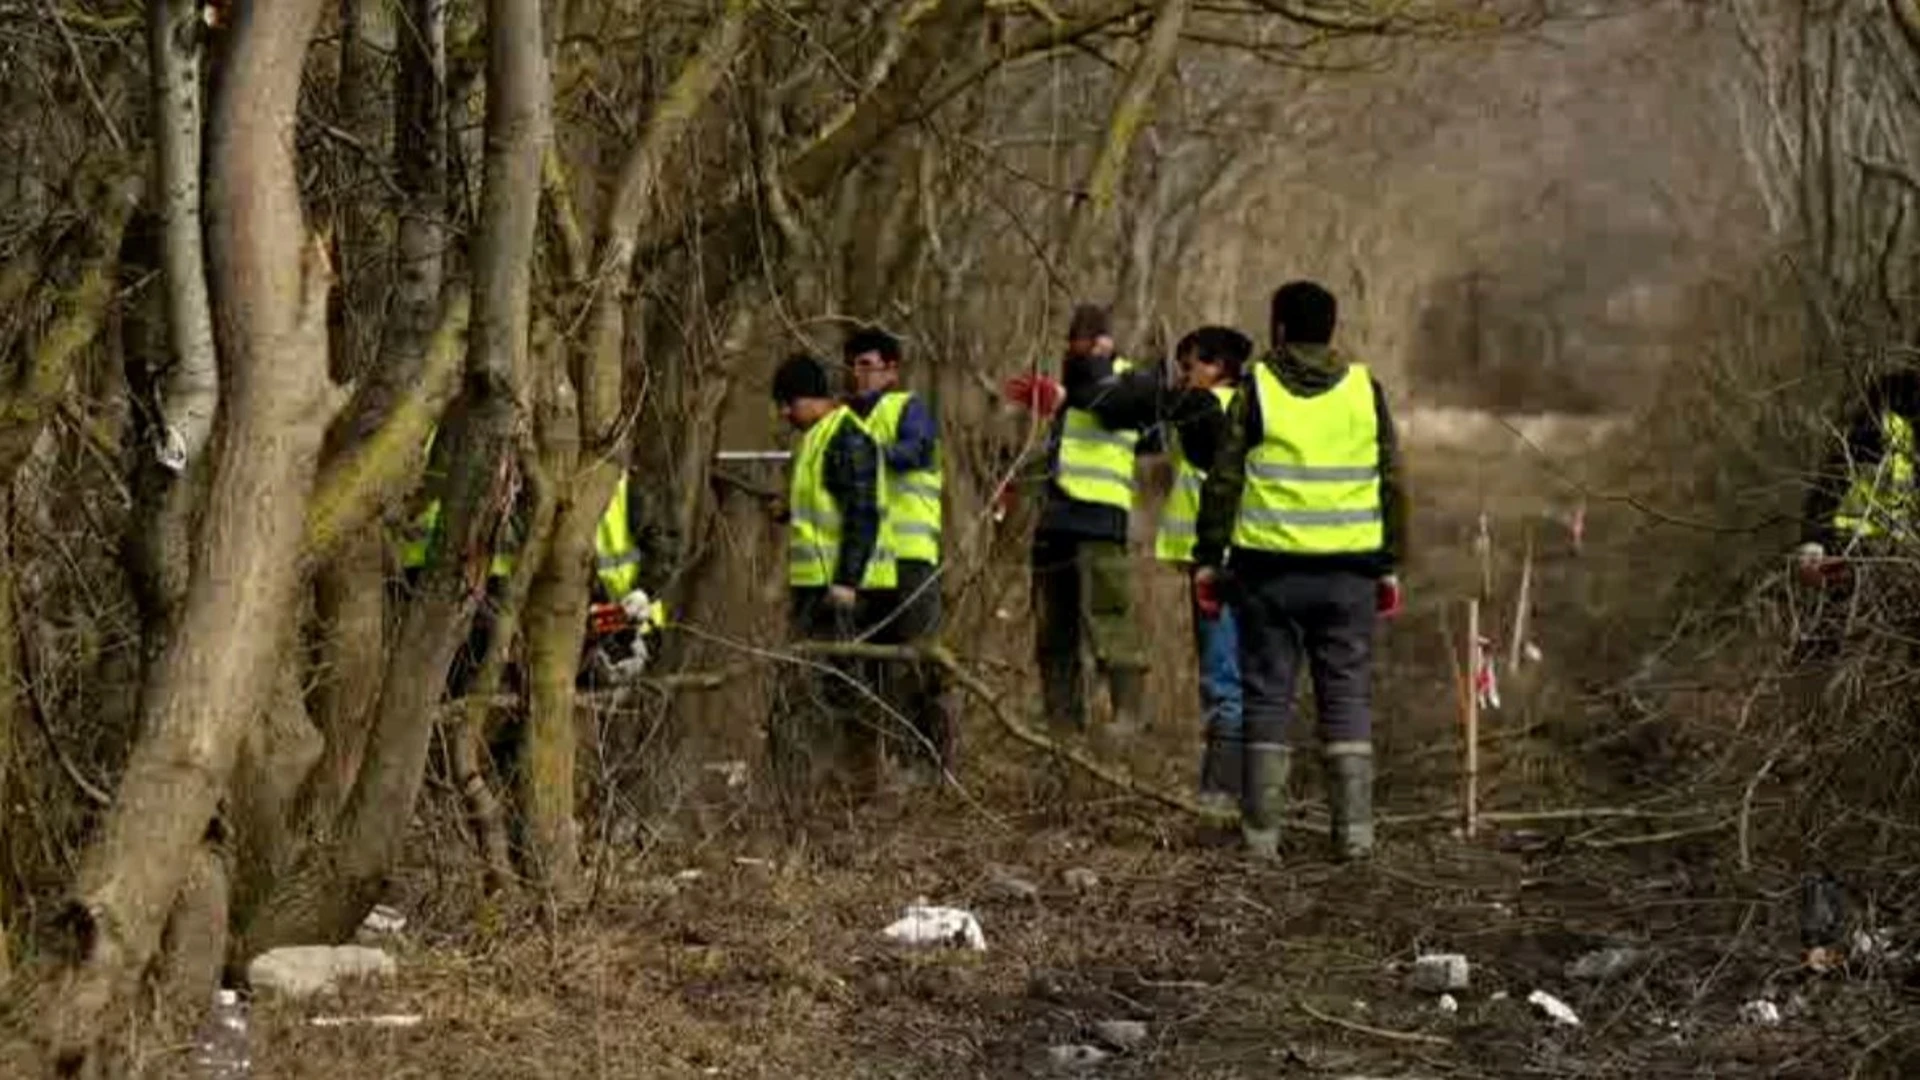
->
[823,417,884,588]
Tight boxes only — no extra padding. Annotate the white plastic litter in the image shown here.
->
[1407,953,1471,992]
[704,761,749,789]
[360,905,407,936]
[248,945,397,999]
[1092,1019,1148,1049]
[1046,1044,1110,1069]
[1437,994,1459,1014]
[1527,990,1581,1026]
[1851,928,1899,961]
[192,989,250,1078]
[1739,999,1782,1026]
[309,1014,424,1029]
[881,904,987,951]
[1566,946,1644,981]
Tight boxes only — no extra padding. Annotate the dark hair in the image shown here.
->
[1271,281,1337,345]
[771,353,833,404]
[842,327,902,364]
[1067,303,1112,341]
[1175,325,1254,379]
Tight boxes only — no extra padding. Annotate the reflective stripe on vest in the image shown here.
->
[866,390,942,563]
[595,473,642,598]
[1231,362,1383,555]
[1835,410,1917,541]
[1053,358,1140,510]
[1154,385,1237,564]
[788,406,898,589]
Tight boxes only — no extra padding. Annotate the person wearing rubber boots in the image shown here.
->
[843,327,952,780]
[1005,304,1153,741]
[1153,327,1254,809]
[1192,281,1407,861]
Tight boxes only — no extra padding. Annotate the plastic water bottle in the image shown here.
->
[192,988,251,1079]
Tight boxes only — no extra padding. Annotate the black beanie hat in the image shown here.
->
[772,353,833,404]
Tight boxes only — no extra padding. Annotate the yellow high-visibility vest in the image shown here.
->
[866,390,941,564]
[1231,362,1383,555]
[400,428,514,578]
[788,406,898,589]
[1835,410,1917,542]
[595,473,642,598]
[1054,358,1139,510]
[1154,385,1237,564]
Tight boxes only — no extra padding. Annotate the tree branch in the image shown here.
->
[148,0,217,472]
[303,291,470,560]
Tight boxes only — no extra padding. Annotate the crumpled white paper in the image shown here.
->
[881,904,987,951]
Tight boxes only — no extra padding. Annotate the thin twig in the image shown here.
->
[1739,753,1778,872]
[1297,998,1452,1046]
[1579,819,1735,850]
[38,0,127,153]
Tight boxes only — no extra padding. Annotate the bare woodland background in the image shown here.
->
[0,0,1914,1073]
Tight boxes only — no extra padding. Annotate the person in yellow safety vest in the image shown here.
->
[999,304,1154,739]
[1193,281,1408,863]
[843,327,952,780]
[998,303,1159,734]
[400,429,663,687]
[586,471,668,685]
[771,353,896,801]
[1150,327,1255,810]
[1797,370,1920,583]
[398,427,518,581]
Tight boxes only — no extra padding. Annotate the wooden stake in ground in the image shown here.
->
[1475,509,1493,603]
[1465,598,1481,839]
[1508,526,1534,674]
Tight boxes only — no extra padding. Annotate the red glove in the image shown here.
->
[1193,570,1223,621]
[1376,575,1403,620]
[1002,373,1064,418]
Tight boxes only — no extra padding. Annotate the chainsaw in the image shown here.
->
[581,593,667,687]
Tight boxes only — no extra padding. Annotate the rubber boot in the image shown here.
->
[1197,734,1243,814]
[1325,741,1375,861]
[1106,664,1149,737]
[1240,742,1290,859]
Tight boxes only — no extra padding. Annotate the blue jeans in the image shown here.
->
[1193,587,1244,741]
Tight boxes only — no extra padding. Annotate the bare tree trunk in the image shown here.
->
[520,0,750,895]
[43,0,334,1067]
[0,490,14,982]
[151,843,229,1020]
[242,0,548,950]
[150,0,217,472]
[304,0,451,829]
[333,0,394,382]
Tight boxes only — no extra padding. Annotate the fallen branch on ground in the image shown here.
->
[1297,998,1453,1046]
[770,641,1735,837]
[793,640,1238,823]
